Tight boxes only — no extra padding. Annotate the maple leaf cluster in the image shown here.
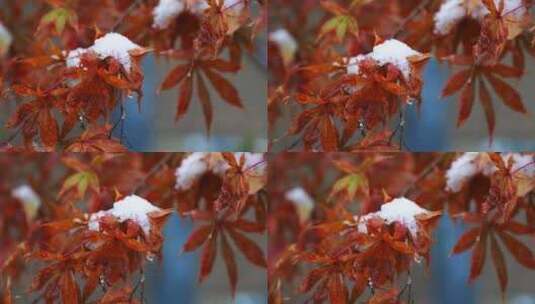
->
[0,152,267,303]
[267,152,535,303]
[268,0,535,151]
[0,0,266,151]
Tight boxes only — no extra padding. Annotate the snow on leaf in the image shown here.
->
[87,195,161,235]
[445,153,534,192]
[434,0,527,37]
[11,184,41,220]
[346,39,423,80]
[269,29,298,65]
[355,197,433,237]
[0,21,12,57]
[65,32,143,72]
[152,0,185,29]
[285,187,314,223]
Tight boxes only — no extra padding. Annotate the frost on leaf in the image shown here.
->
[285,187,314,223]
[346,39,425,80]
[88,195,162,235]
[65,32,144,72]
[269,29,298,66]
[445,153,535,192]
[355,197,435,237]
[434,0,527,38]
[11,184,41,220]
[0,21,12,57]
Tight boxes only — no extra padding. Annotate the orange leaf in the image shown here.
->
[442,69,471,97]
[199,231,218,282]
[203,68,243,108]
[160,64,190,91]
[328,274,347,304]
[227,228,266,268]
[486,73,526,113]
[230,219,265,234]
[478,80,495,141]
[221,233,238,297]
[498,231,535,269]
[60,272,79,304]
[183,225,213,252]
[38,109,58,148]
[469,227,488,282]
[320,115,338,151]
[299,268,328,293]
[490,234,508,294]
[176,75,193,120]
[196,73,213,133]
[457,79,474,127]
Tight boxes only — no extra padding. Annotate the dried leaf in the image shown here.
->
[183,225,213,252]
[176,75,193,120]
[457,79,475,127]
[196,73,213,133]
[490,234,508,294]
[227,228,266,268]
[442,69,471,97]
[221,233,238,297]
[203,68,243,108]
[486,73,526,113]
[160,64,190,91]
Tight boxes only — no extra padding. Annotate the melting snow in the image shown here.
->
[152,0,245,29]
[88,195,161,235]
[0,22,12,57]
[346,39,422,79]
[285,187,314,222]
[174,153,265,191]
[11,184,41,220]
[152,0,185,29]
[269,29,298,65]
[356,197,431,237]
[445,153,535,192]
[66,32,142,72]
[175,152,210,191]
[434,0,526,35]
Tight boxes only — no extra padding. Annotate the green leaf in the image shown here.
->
[329,173,368,201]
[59,171,99,198]
[318,15,358,42]
[40,8,75,34]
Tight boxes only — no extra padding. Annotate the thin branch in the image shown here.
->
[133,153,175,194]
[393,0,433,38]
[111,0,143,31]
[401,154,447,197]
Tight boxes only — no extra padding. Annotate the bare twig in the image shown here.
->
[133,153,175,194]
[111,0,143,31]
[401,154,447,197]
[393,0,433,38]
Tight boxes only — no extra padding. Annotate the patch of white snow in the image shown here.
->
[88,195,161,235]
[355,197,431,237]
[346,39,422,79]
[11,184,41,220]
[285,187,314,222]
[65,32,142,71]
